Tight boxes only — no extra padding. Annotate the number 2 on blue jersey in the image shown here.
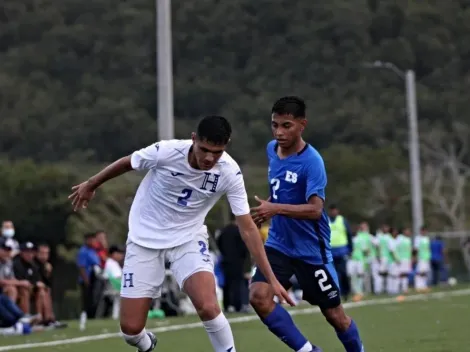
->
[177,188,192,206]
[270,178,280,200]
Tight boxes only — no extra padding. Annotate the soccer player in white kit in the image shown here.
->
[69,116,293,352]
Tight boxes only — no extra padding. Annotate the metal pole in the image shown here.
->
[405,70,423,236]
[157,0,174,140]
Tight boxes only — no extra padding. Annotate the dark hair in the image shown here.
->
[84,232,96,240]
[328,204,338,210]
[272,96,306,118]
[109,245,124,255]
[197,116,232,145]
[36,242,49,249]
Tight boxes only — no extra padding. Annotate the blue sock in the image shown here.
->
[262,303,309,351]
[336,319,364,352]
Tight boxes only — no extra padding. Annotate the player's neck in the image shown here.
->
[277,139,306,158]
[187,146,200,169]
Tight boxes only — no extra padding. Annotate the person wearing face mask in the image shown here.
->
[1,221,19,257]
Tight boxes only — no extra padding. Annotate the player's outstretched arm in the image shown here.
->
[69,142,163,211]
[69,156,133,211]
[236,214,295,307]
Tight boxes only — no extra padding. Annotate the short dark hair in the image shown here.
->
[109,245,124,255]
[196,116,232,145]
[84,232,96,240]
[328,204,338,210]
[272,96,306,118]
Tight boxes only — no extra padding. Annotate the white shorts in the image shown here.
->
[389,262,400,276]
[378,258,390,273]
[399,260,411,274]
[416,260,430,274]
[371,259,380,276]
[120,233,214,299]
[347,260,364,276]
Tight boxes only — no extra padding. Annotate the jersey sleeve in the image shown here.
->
[226,168,250,216]
[305,153,327,201]
[131,141,165,171]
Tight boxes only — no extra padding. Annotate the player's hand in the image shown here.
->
[271,280,296,307]
[69,180,97,211]
[251,196,277,226]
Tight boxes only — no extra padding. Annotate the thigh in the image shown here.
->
[294,261,341,309]
[417,260,430,273]
[120,240,166,299]
[250,246,295,290]
[168,233,215,290]
[401,260,411,274]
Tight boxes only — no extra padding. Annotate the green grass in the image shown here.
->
[1,286,469,352]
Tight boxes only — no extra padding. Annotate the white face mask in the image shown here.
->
[2,229,15,238]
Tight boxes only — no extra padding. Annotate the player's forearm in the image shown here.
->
[88,156,133,188]
[274,203,322,220]
[240,228,277,284]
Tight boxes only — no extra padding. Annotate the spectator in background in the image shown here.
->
[328,204,353,301]
[259,222,269,244]
[77,233,101,319]
[94,230,108,268]
[0,238,31,308]
[35,243,53,289]
[13,242,57,326]
[430,235,447,286]
[216,214,250,313]
[104,245,124,280]
[1,220,19,257]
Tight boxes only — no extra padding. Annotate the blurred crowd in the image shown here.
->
[0,220,66,335]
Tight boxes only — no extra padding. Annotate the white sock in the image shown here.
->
[297,342,313,352]
[401,277,409,292]
[202,313,236,352]
[386,276,394,294]
[122,329,152,351]
[415,276,424,290]
[357,276,364,295]
[374,275,383,294]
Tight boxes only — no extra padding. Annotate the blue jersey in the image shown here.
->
[265,140,332,265]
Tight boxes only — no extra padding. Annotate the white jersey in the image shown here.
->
[128,139,249,249]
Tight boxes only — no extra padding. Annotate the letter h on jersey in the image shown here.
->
[200,173,220,192]
[122,273,134,288]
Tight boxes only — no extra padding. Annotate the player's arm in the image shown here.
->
[87,143,162,189]
[69,142,163,210]
[227,170,295,306]
[271,153,327,220]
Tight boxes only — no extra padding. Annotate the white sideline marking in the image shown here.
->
[1,288,469,351]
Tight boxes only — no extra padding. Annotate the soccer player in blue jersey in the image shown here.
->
[249,96,364,352]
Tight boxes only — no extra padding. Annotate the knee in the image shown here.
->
[323,306,351,332]
[249,284,273,313]
[194,300,221,321]
[120,319,146,336]
[3,285,17,297]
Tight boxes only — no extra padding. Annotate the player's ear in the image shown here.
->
[191,132,196,143]
[300,118,307,129]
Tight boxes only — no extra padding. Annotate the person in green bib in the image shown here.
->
[328,204,353,301]
[414,226,431,292]
[347,222,371,301]
[375,225,393,294]
[387,228,400,295]
[396,228,412,294]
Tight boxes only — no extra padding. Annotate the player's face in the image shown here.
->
[191,134,226,170]
[271,114,306,149]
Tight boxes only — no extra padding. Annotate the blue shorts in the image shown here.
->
[252,246,341,309]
